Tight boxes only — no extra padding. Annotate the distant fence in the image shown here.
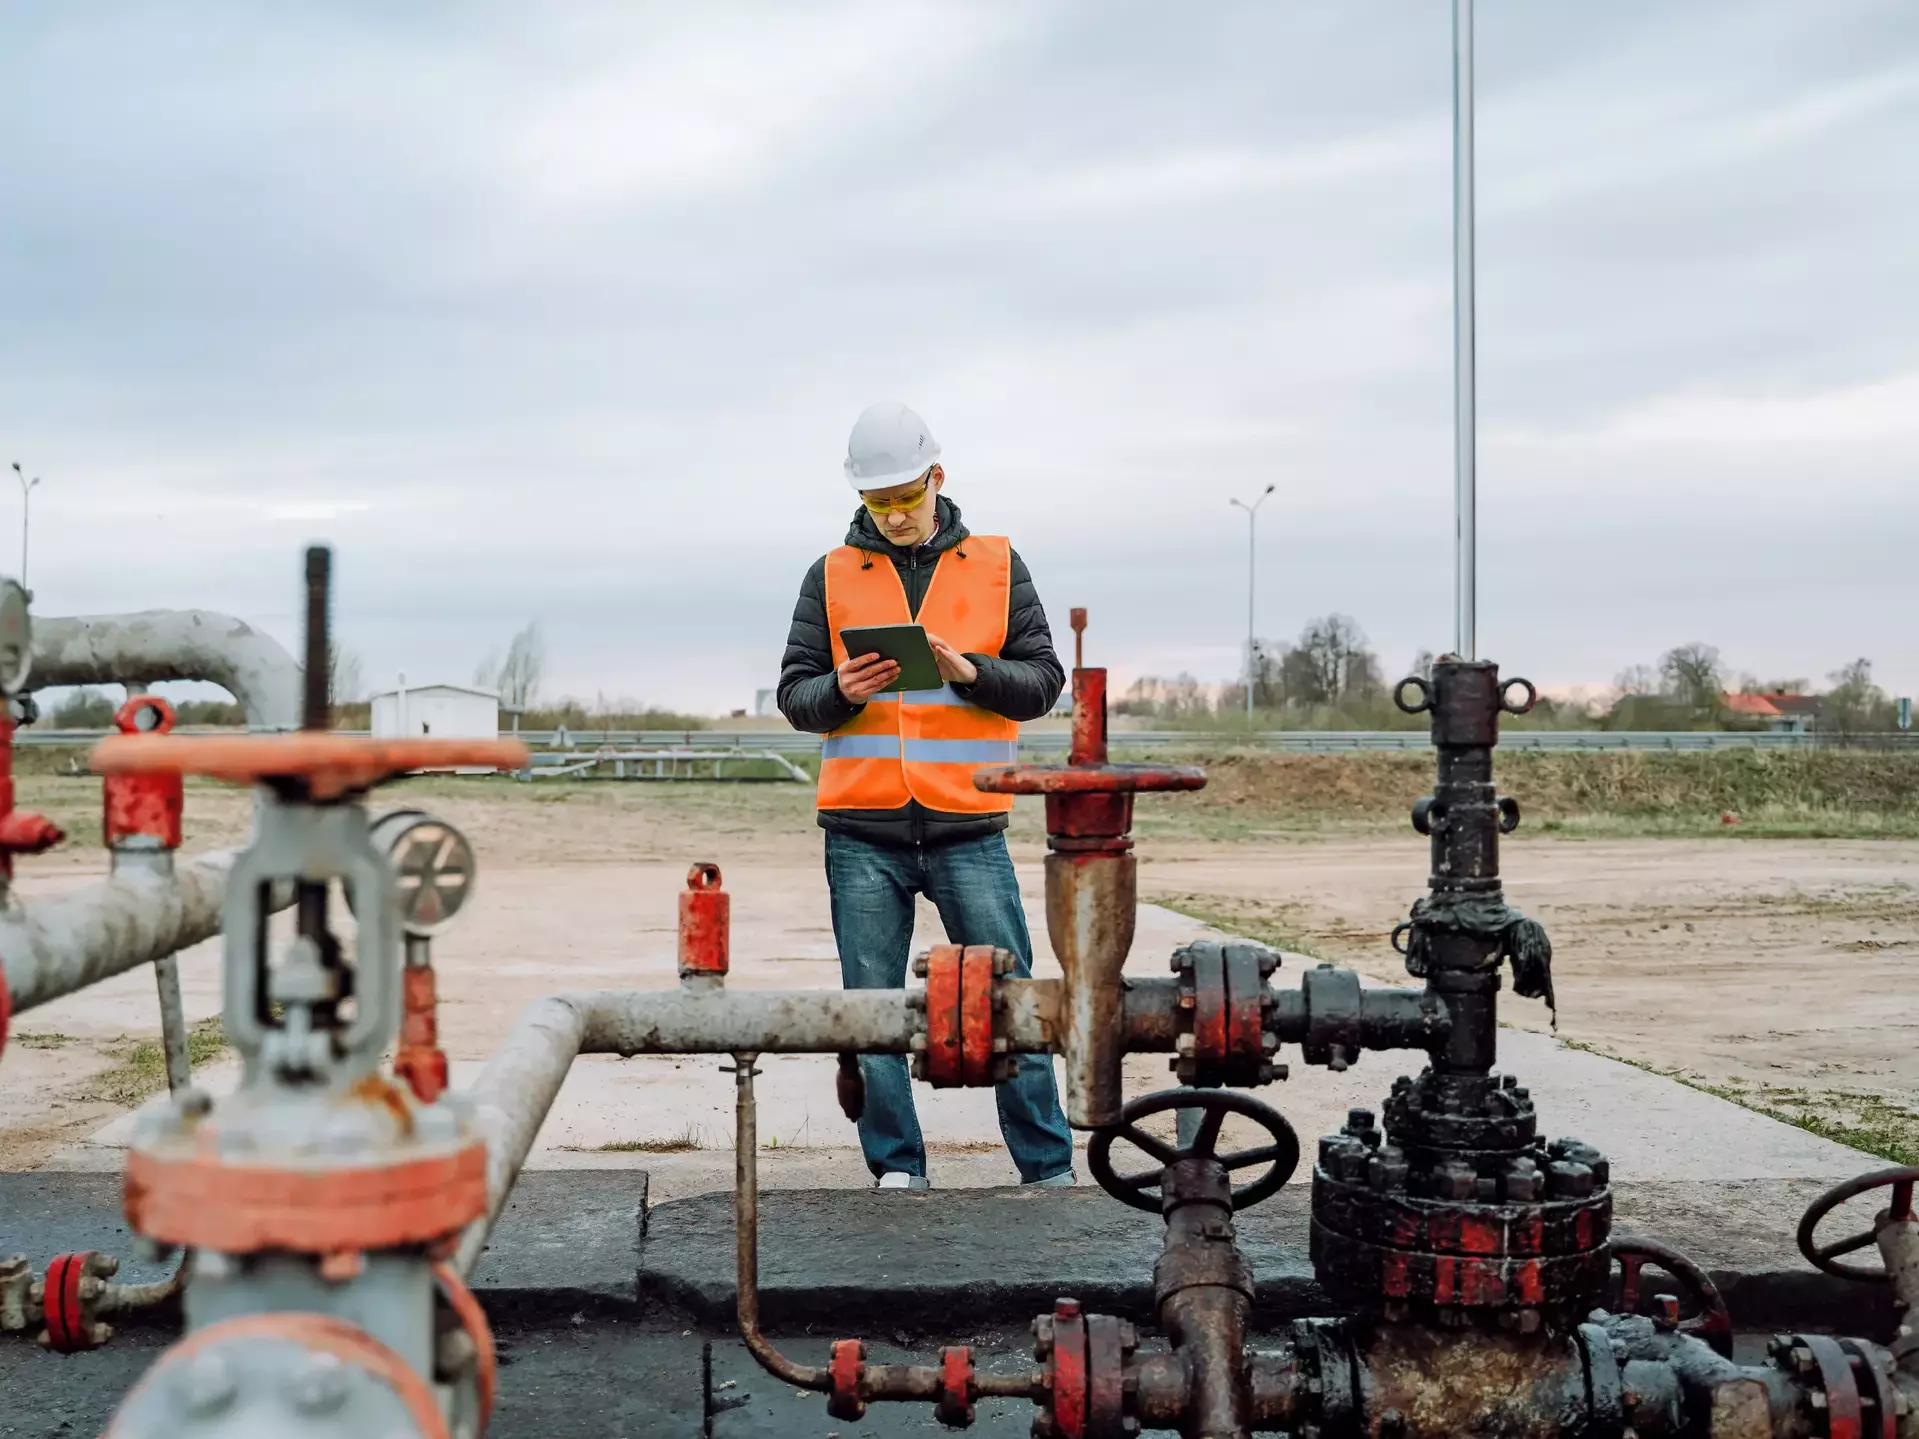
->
[20,727,1911,755]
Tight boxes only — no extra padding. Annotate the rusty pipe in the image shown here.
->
[733,1051,831,1391]
[0,851,247,1017]
[28,611,300,732]
[1045,849,1136,1128]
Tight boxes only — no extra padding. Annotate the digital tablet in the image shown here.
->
[839,623,945,694]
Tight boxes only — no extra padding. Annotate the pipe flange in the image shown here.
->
[912,944,1009,1087]
[1170,941,1281,1087]
[37,1250,116,1352]
[1311,1107,1613,1317]
[827,1338,866,1422]
[1035,1299,1135,1439]
[935,1345,976,1428]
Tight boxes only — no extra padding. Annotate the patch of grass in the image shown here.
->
[81,1017,229,1107]
[1117,749,1919,840]
[588,1127,705,1154]
[1559,1038,1919,1165]
[12,1031,80,1048]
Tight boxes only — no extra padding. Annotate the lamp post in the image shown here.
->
[1229,483,1276,728]
[10,463,40,592]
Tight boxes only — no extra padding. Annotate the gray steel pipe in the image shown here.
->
[0,851,240,1016]
[28,610,300,731]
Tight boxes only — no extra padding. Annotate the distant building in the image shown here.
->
[369,681,503,771]
[1721,692,1819,733]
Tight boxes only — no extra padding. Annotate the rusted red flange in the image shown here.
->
[936,1345,977,1427]
[827,1338,867,1421]
[41,1251,107,1353]
[916,943,1001,1087]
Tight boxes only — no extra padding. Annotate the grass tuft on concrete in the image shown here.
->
[80,1018,229,1108]
[1562,1039,1919,1165]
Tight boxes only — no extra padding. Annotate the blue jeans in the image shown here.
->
[825,830,1074,1183]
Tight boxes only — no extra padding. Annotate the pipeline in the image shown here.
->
[0,851,244,1017]
[28,611,300,732]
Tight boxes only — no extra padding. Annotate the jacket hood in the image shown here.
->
[843,496,970,560]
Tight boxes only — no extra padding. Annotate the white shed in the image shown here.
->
[369,681,501,771]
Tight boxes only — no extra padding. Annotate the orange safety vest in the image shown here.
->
[819,535,1018,815]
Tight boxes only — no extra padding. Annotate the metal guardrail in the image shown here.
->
[526,748,810,782]
[15,726,1848,754]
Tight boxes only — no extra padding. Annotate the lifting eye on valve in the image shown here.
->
[1087,1089,1299,1214]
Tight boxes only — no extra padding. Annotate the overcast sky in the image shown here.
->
[4,1,1916,712]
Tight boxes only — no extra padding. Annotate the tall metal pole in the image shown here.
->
[1229,484,1276,728]
[1246,508,1256,726]
[1452,0,1477,660]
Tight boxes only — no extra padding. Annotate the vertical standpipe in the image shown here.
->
[1453,0,1476,661]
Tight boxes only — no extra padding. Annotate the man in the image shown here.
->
[778,400,1074,1190]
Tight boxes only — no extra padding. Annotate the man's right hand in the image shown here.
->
[837,652,901,704]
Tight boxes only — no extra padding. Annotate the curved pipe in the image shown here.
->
[28,611,300,731]
[0,851,241,1016]
[451,987,929,1276]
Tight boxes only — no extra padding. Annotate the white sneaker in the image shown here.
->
[876,1171,930,1191]
[1023,1171,1076,1189]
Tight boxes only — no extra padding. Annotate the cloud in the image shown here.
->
[2,0,1917,707]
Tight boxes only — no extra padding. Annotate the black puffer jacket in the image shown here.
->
[778,498,1064,848]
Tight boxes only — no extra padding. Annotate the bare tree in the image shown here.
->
[1613,664,1658,698]
[1824,658,1890,735]
[1408,650,1436,682]
[477,622,545,711]
[1659,643,1723,717]
[1292,614,1376,705]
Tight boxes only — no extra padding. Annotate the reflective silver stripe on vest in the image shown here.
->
[820,736,1017,764]
[821,735,903,760]
[903,739,1019,764]
[864,685,969,706]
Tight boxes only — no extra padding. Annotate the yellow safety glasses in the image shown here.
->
[859,473,933,516]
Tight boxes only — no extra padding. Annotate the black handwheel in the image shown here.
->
[1087,1089,1299,1214]
[1797,1165,1919,1282]
[1608,1237,1734,1357]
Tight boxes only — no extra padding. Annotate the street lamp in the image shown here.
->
[1229,483,1276,728]
[10,463,40,592]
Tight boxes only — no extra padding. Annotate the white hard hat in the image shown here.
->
[844,401,941,492]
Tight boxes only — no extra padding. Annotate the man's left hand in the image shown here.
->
[926,634,979,686]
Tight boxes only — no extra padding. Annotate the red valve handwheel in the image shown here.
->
[1607,1237,1734,1357]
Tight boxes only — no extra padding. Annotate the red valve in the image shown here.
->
[103,696,183,851]
[393,965,449,1104]
[973,616,1203,852]
[0,707,63,883]
[678,862,729,981]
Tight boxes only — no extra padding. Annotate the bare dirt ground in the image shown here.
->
[3,773,1914,1172]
